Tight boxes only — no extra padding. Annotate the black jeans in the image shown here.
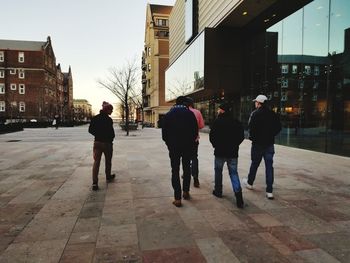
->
[191,141,199,179]
[168,147,192,200]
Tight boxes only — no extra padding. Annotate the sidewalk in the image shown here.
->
[0,125,349,262]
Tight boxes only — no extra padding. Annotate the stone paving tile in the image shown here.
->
[248,213,284,228]
[201,208,246,232]
[257,232,293,256]
[196,237,240,263]
[296,248,341,263]
[142,246,206,263]
[269,207,338,235]
[14,216,76,243]
[60,242,95,263]
[219,229,293,263]
[96,224,138,248]
[79,202,104,218]
[72,217,100,233]
[0,239,66,263]
[93,245,141,263]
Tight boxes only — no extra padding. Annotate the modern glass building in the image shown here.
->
[166,0,350,157]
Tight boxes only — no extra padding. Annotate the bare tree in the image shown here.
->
[98,60,139,136]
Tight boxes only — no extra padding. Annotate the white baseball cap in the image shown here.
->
[253,95,268,103]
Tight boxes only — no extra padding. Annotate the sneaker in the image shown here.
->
[212,190,222,198]
[172,199,182,207]
[243,177,253,190]
[266,192,274,200]
[106,174,115,182]
[92,184,99,191]
[193,178,200,188]
[183,191,191,200]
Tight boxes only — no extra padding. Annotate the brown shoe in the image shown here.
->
[183,191,190,200]
[172,200,182,207]
[193,178,200,188]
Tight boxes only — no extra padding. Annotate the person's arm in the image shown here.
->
[197,111,205,130]
[88,118,96,136]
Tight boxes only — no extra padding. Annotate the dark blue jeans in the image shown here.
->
[247,144,275,193]
[214,157,242,194]
[169,148,192,200]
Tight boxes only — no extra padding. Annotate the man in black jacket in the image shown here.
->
[209,102,245,208]
[162,96,198,207]
[243,95,282,199]
[88,101,115,191]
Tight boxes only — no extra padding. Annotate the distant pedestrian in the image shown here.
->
[184,97,205,188]
[54,114,60,129]
[209,102,245,208]
[88,101,116,191]
[162,96,198,207]
[243,95,282,199]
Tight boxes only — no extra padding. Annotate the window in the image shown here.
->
[19,101,25,112]
[19,84,25,94]
[292,65,298,74]
[314,66,320,76]
[0,101,5,112]
[10,69,16,74]
[299,81,304,89]
[148,47,151,56]
[274,91,279,97]
[312,94,318,101]
[10,84,16,90]
[0,51,4,62]
[0,70,4,78]
[0,83,5,94]
[18,52,24,63]
[19,69,25,79]
[148,63,151,72]
[313,82,319,90]
[281,79,288,88]
[281,64,289,74]
[304,65,311,75]
[156,18,168,27]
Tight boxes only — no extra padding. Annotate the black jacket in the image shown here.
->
[209,112,245,158]
[162,105,198,151]
[89,111,115,143]
[248,106,281,147]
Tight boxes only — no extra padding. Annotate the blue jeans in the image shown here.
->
[214,157,242,194]
[247,144,275,193]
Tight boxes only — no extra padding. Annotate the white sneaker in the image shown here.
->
[266,192,274,200]
[243,177,253,190]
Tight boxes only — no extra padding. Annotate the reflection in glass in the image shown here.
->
[166,32,204,101]
[247,0,350,156]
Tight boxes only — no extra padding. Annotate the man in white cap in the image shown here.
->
[243,95,281,199]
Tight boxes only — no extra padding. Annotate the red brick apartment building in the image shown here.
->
[0,36,73,123]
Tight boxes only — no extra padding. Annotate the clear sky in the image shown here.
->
[0,0,175,114]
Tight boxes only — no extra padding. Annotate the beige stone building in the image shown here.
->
[73,99,92,122]
[142,4,173,128]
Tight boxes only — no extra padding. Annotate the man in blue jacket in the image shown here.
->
[162,96,198,207]
[209,102,245,208]
[89,101,115,191]
[243,95,282,199]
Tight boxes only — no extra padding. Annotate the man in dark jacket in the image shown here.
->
[88,101,115,191]
[209,102,245,208]
[243,95,282,199]
[162,96,198,207]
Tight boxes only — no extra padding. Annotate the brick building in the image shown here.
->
[0,36,73,123]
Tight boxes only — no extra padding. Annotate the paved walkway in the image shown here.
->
[0,125,349,263]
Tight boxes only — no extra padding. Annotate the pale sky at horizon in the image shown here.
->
[1,0,175,114]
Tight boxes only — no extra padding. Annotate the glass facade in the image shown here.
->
[241,0,350,156]
[165,31,204,101]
